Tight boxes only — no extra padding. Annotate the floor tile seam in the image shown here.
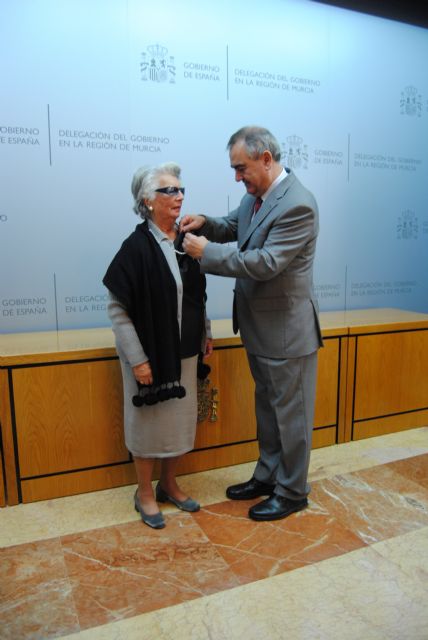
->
[309,449,428,481]
[330,498,428,549]
[205,516,368,558]
[0,531,65,551]
[306,496,428,551]
[358,523,428,558]
[354,469,428,512]
[318,453,427,480]
[249,532,398,582]
[380,465,428,493]
[213,544,357,587]
[227,525,423,584]
[0,507,210,551]
[310,466,428,514]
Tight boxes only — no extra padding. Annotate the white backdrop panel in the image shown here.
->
[1,0,427,332]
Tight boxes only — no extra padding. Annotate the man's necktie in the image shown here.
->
[254,197,263,214]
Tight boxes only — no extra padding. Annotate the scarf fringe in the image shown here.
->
[132,381,186,407]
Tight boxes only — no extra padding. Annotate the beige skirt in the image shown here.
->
[120,355,197,458]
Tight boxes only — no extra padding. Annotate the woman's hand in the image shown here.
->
[133,361,153,385]
[204,338,214,357]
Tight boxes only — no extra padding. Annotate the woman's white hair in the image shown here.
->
[131,162,181,218]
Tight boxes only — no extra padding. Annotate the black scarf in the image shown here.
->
[103,221,206,402]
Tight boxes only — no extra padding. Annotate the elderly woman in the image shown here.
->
[103,163,212,529]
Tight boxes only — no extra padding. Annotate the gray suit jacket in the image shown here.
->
[200,170,323,358]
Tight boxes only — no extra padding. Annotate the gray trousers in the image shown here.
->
[247,350,318,500]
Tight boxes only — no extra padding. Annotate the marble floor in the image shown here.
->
[1,427,428,640]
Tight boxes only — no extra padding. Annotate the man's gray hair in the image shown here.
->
[227,126,281,162]
[131,162,181,218]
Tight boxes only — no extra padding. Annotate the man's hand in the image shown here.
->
[179,214,206,233]
[183,232,208,259]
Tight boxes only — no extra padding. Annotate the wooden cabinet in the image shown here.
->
[348,314,428,441]
[13,360,127,477]
[1,309,427,505]
[9,359,136,503]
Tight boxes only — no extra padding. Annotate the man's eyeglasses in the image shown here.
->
[155,186,185,196]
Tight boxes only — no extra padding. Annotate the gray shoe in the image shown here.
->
[134,490,165,529]
[155,483,200,512]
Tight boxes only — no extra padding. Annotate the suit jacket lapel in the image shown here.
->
[239,173,294,249]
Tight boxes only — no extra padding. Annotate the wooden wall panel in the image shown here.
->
[353,409,428,441]
[21,462,136,503]
[337,337,350,444]
[0,450,5,507]
[312,426,337,448]
[0,368,19,505]
[354,330,428,420]
[21,442,261,503]
[314,338,340,428]
[341,336,356,443]
[13,360,128,477]
[169,441,260,477]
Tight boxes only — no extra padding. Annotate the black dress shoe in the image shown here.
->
[226,477,275,500]
[249,494,308,521]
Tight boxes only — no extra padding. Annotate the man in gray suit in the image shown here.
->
[181,126,323,521]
